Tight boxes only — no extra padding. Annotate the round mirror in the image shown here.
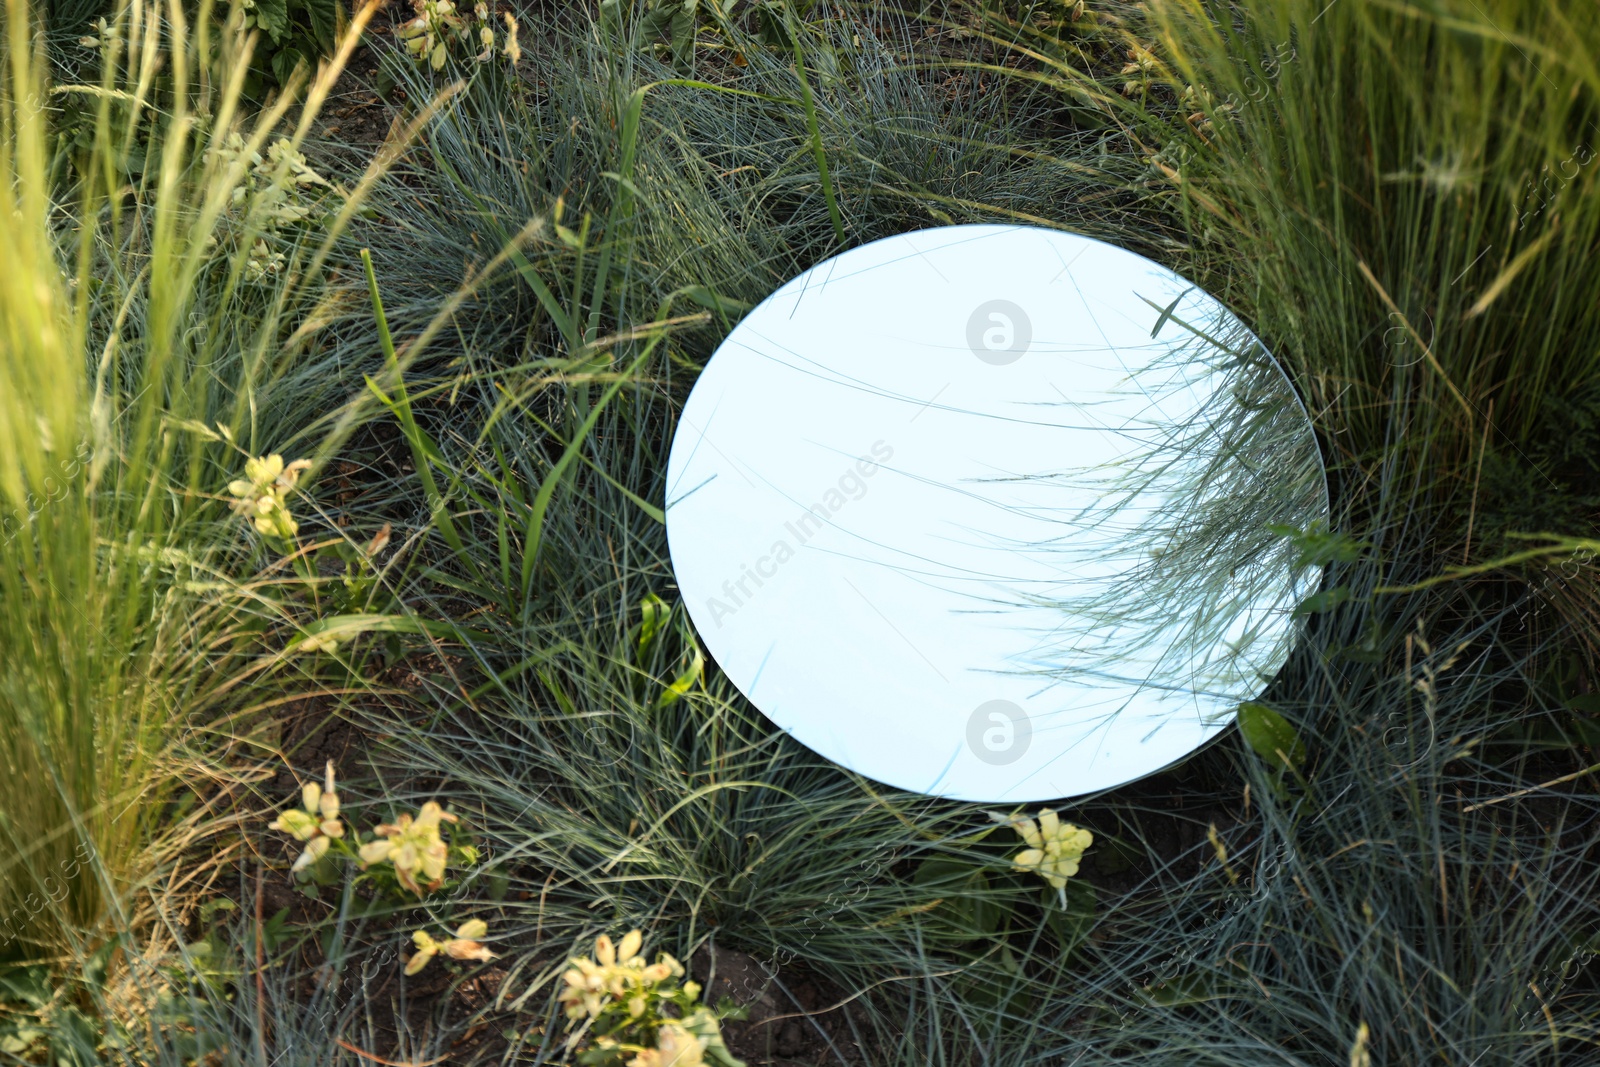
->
[665,225,1327,801]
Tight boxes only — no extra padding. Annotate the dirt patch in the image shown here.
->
[692,943,866,1066]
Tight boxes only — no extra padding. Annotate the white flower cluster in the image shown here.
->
[206,134,331,281]
[398,0,521,70]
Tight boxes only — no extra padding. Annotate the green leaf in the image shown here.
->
[1139,972,1225,1007]
[1566,692,1600,715]
[84,937,119,986]
[1565,714,1600,749]
[955,940,1033,1013]
[753,1,788,48]
[912,859,1003,939]
[0,966,51,1009]
[292,612,464,651]
[1293,584,1351,616]
[1267,520,1368,570]
[308,851,342,885]
[303,0,342,51]
[1088,835,1137,874]
[1044,879,1097,953]
[199,898,238,925]
[1337,618,1389,663]
[261,907,292,952]
[0,1029,44,1055]
[913,858,976,886]
[668,6,697,69]
[638,592,668,657]
[1238,701,1306,769]
[253,0,290,43]
[270,45,307,86]
[675,284,751,317]
[656,647,704,708]
[578,1045,631,1067]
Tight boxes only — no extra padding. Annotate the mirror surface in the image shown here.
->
[666,225,1327,801]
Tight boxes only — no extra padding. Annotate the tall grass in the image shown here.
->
[0,0,389,981]
[1122,0,1600,698]
[1142,0,1600,534]
[0,0,200,966]
[353,1,1161,367]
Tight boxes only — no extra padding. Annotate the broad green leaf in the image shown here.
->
[912,858,1003,939]
[289,612,464,656]
[269,45,306,87]
[199,898,237,925]
[668,6,696,69]
[0,966,50,1009]
[260,907,292,952]
[1566,692,1600,715]
[1294,584,1351,616]
[0,1030,44,1055]
[1237,701,1306,769]
[253,0,290,43]
[304,0,342,51]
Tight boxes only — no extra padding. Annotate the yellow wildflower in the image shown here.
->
[1009,808,1092,891]
[268,761,344,873]
[359,801,457,896]
[405,919,496,975]
[1120,44,1159,97]
[629,1022,705,1067]
[557,929,685,1023]
[227,453,311,539]
[397,0,465,70]
[245,239,287,282]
